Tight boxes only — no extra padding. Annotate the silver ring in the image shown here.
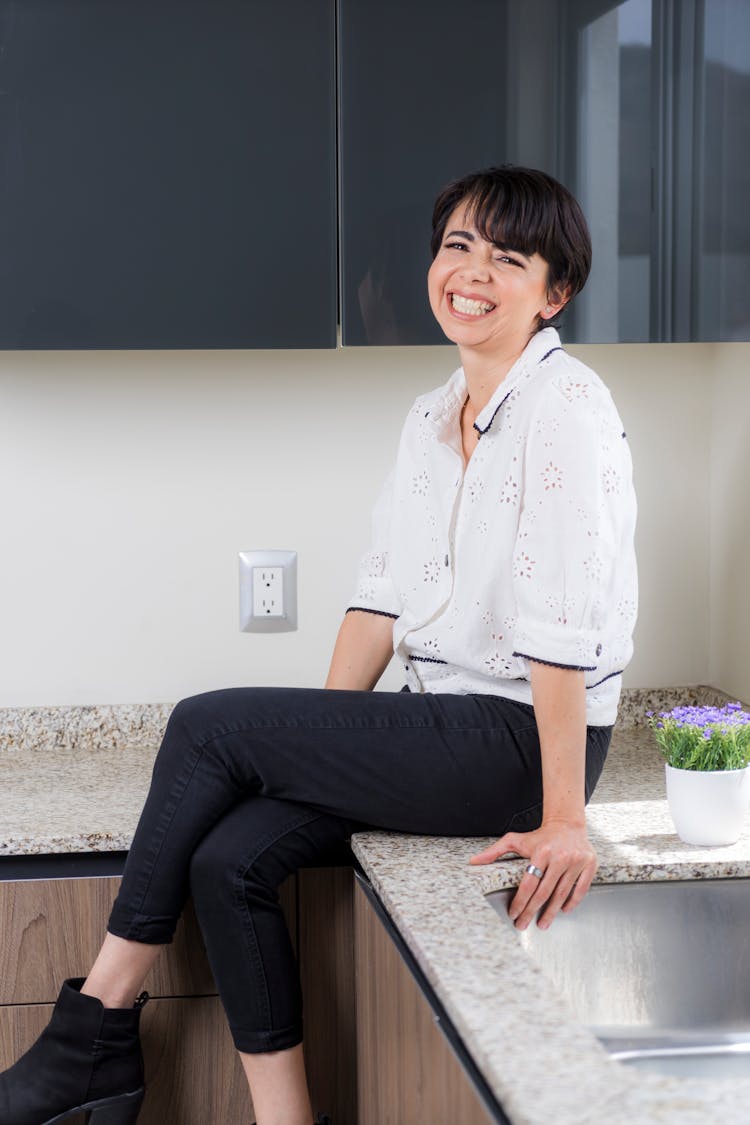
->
[525,863,544,879]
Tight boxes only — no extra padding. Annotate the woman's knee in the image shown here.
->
[189,802,333,910]
[164,692,220,744]
[152,691,231,780]
[189,829,283,920]
[188,800,288,903]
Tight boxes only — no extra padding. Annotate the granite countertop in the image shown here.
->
[352,692,750,1125]
[0,703,172,854]
[2,687,750,1122]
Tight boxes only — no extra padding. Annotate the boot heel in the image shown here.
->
[87,1090,145,1125]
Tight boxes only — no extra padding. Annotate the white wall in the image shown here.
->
[571,343,713,692]
[0,340,738,707]
[709,345,750,701]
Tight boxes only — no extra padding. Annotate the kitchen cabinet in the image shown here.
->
[353,877,501,1125]
[2,1,745,348]
[338,0,511,347]
[339,0,750,344]
[0,861,502,1125]
[298,867,358,1123]
[0,999,250,1125]
[0,864,348,1120]
[0,0,337,349]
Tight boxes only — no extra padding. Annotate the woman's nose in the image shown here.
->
[460,252,491,282]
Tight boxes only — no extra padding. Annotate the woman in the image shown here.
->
[0,166,637,1125]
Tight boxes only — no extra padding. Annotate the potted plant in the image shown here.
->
[647,702,750,846]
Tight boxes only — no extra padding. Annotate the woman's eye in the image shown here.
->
[494,253,521,267]
[444,240,468,251]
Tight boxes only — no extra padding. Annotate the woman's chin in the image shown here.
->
[435,314,490,346]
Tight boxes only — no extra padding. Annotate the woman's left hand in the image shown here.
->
[469,819,597,930]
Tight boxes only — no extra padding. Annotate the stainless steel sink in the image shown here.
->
[485,878,750,1080]
[606,1039,750,1080]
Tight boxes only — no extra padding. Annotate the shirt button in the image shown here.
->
[595,643,602,656]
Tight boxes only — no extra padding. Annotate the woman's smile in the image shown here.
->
[448,291,496,317]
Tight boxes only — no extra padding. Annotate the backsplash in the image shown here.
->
[0,686,745,753]
[615,685,740,728]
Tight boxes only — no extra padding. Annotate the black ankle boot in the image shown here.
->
[0,977,149,1125]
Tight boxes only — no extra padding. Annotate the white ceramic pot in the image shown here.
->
[665,763,750,846]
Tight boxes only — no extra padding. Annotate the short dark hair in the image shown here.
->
[431,166,591,328]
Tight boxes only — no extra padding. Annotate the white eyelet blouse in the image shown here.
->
[348,327,638,727]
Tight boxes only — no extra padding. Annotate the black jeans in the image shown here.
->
[107,687,611,1052]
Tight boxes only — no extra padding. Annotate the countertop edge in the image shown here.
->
[351,831,750,1125]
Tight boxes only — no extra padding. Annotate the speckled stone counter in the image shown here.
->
[0,704,171,854]
[2,687,749,1122]
[351,692,750,1125]
[0,685,733,856]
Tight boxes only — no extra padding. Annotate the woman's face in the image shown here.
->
[427,202,566,356]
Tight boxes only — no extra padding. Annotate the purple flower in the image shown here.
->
[661,702,750,728]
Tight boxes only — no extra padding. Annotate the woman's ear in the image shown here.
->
[542,283,571,321]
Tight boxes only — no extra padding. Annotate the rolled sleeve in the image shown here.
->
[347,469,402,619]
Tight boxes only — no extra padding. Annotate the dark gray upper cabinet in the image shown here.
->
[0,0,337,348]
[339,0,750,344]
[338,0,513,346]
[1,1,745,348]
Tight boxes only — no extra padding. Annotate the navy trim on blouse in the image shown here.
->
[586,669,624,690]
[473,390,511,436]
[408,654,448,665]
[512,651,597,673]
[472,346,565,437]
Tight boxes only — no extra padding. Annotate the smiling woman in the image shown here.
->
[426,167,594,465]
[429,167,592,321]
[0,165,637,1125]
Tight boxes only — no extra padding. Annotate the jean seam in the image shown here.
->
[232,809,324,1038]
[125,743,205,925]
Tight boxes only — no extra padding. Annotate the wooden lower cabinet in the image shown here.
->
[0,996,249,1125]
[0,877,220,1004]
[354,881,496,1125]
[299,867,358,1125]
[0,867,497,1124]
[0,871,296,1124]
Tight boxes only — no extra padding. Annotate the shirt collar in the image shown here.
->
[424,327,563,437]
[472,327,562,436]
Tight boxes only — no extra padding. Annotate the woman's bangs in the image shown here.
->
[464,184,547,259]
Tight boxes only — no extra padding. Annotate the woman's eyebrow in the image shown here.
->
[493,242,532,260]
[445,229,475,241]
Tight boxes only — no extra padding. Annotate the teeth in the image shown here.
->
[451,293,494,316]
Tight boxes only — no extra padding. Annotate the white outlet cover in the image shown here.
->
[239,550,298,633]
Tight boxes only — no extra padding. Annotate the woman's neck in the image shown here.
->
[459,338,528,415]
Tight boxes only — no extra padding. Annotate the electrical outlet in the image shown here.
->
[252,567,284,618]
[239,550,297,633]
